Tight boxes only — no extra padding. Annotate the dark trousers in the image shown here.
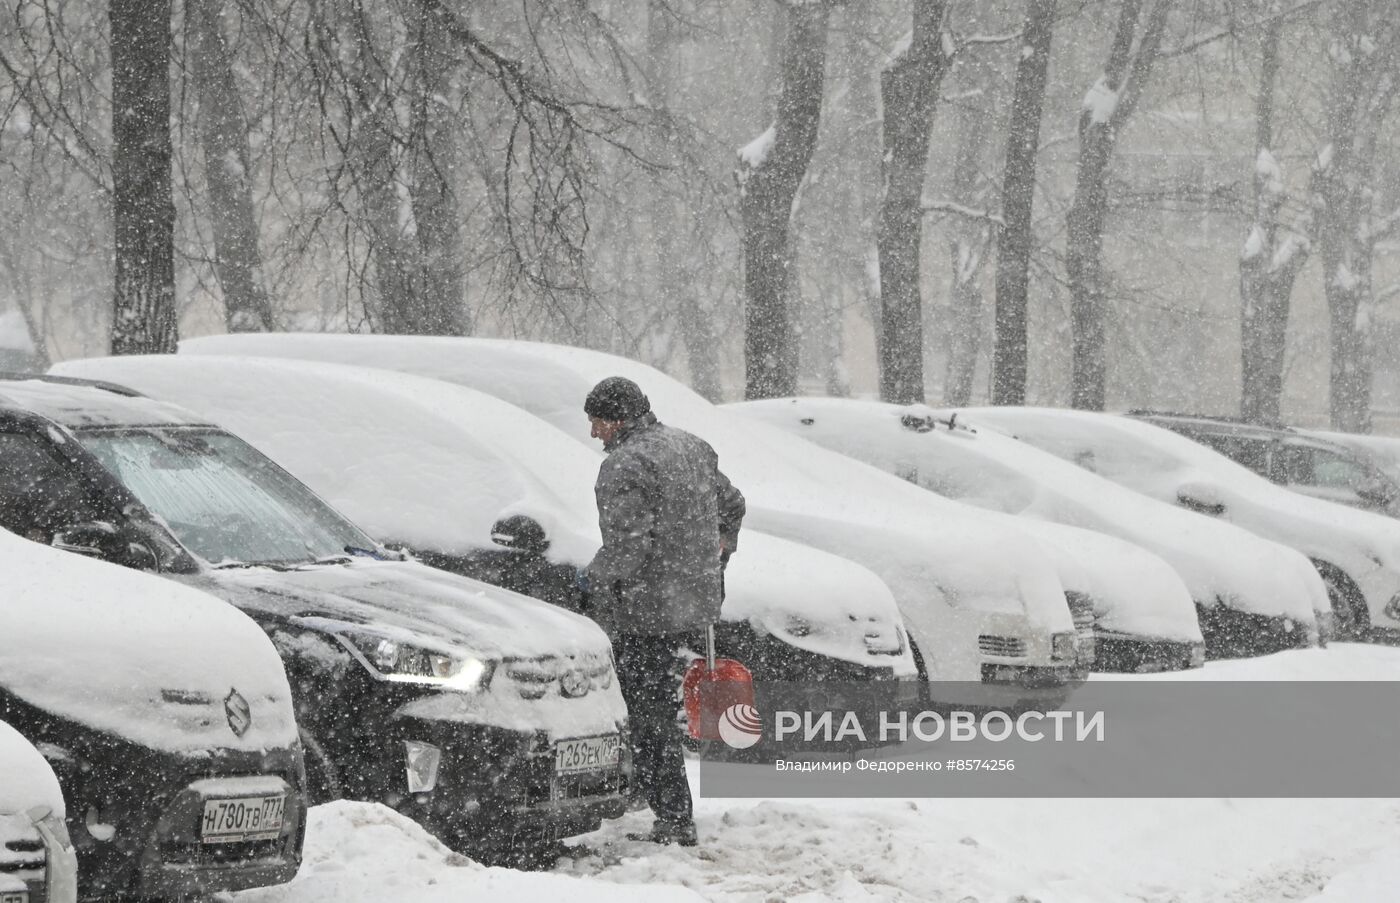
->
[613,631,695,828]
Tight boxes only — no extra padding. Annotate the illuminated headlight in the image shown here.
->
[338,633,493,692]
[863,626,906,655]
[1051,632,1076,662]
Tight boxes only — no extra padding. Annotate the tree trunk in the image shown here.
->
[738,1,830,400]
[1313,0,1395,433]
[647,0,722,401]
[1067,0,1171,410]
[876,0,953,404]
[403,0,469,336]
[1238,15,1306,425]
[944,93,995,406]
[991,0,1056,406]
[189,0,275,333]
[111,0,177,355]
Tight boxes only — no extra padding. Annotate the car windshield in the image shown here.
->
[76,427,376,566]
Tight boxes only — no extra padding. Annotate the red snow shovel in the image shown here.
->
[682,625,756,741]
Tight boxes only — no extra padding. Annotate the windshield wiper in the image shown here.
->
[211,559,292,572]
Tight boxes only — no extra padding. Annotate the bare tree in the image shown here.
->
[875,0,953,404]
[738,0,832,400]
[645,0,723,400]
[991,0,1055,406]
[188,0,276,332]
[111,0,177,354]
[942,88,998,406]
[1238,7,1308,424]
[1066,0,1172,410]
[1311,0,1400,432]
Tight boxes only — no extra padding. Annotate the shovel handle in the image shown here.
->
[706,623,716,671]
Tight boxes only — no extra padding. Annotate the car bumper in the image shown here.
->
[1196,601,1314,658]
[1092,633,1205,672]
[376,715,631,851]
[60,744,305,901]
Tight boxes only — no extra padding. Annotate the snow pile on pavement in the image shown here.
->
[222,801,703,903]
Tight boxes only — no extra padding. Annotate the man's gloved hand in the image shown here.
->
[575,567,591,595]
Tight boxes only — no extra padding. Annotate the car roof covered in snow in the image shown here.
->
[0,373,216,430]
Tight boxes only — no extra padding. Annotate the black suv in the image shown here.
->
[1127,412,1400,518]
[0,375,630,865]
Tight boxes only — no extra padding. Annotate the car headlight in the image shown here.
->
[1051,632,1076,662]
[337,632,493,692]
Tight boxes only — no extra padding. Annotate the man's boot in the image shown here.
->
[625,820,698,847]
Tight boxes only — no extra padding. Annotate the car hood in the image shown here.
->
[188,558,615,662]
[0,533,297,755]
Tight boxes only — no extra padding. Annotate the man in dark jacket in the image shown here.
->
[582,375,744,847]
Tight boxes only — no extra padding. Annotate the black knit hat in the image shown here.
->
[583,376,651,422]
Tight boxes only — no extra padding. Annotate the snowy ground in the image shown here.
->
[225,644,1400,903]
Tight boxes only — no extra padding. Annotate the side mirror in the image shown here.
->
[51,521,120,558]
[1177,484,1226,516]
[52,521,160,572]
[490,514,551,555]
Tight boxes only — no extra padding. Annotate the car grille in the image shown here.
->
[978,635,1027,657]
[503,653,614,700]
[1,829,45,903]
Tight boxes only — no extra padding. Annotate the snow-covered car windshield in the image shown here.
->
[77,427,375,566]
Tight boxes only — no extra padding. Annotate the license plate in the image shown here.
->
[554,735,620,773]
[0,891,28,903]
[200,794,285,844]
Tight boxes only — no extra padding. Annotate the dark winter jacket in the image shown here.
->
[586,413,745,635]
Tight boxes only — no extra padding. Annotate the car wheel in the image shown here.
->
[1315,561,1370,642]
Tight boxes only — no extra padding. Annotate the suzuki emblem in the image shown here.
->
[224,688,252,737]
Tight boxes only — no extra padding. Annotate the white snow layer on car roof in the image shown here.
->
[180,335,1078,641]
[54,355,913,673]
[732,398,1202,641]
[735,397,1320,625]
[0,530,298,752]
[0,720,64,817]
[965,406,1400,558]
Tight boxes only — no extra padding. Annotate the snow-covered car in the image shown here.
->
[1306,429,1400,490]
[0,376,629,864]
[1132,412,1400,519]
[730,398,1230,668]
[953,407,1398,641]
[51,355,916,694]
[0,720,77,903]
[178,334,1091,706]
[0,528,303,900]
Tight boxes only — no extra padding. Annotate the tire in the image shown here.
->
[1315,561,1371,642]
